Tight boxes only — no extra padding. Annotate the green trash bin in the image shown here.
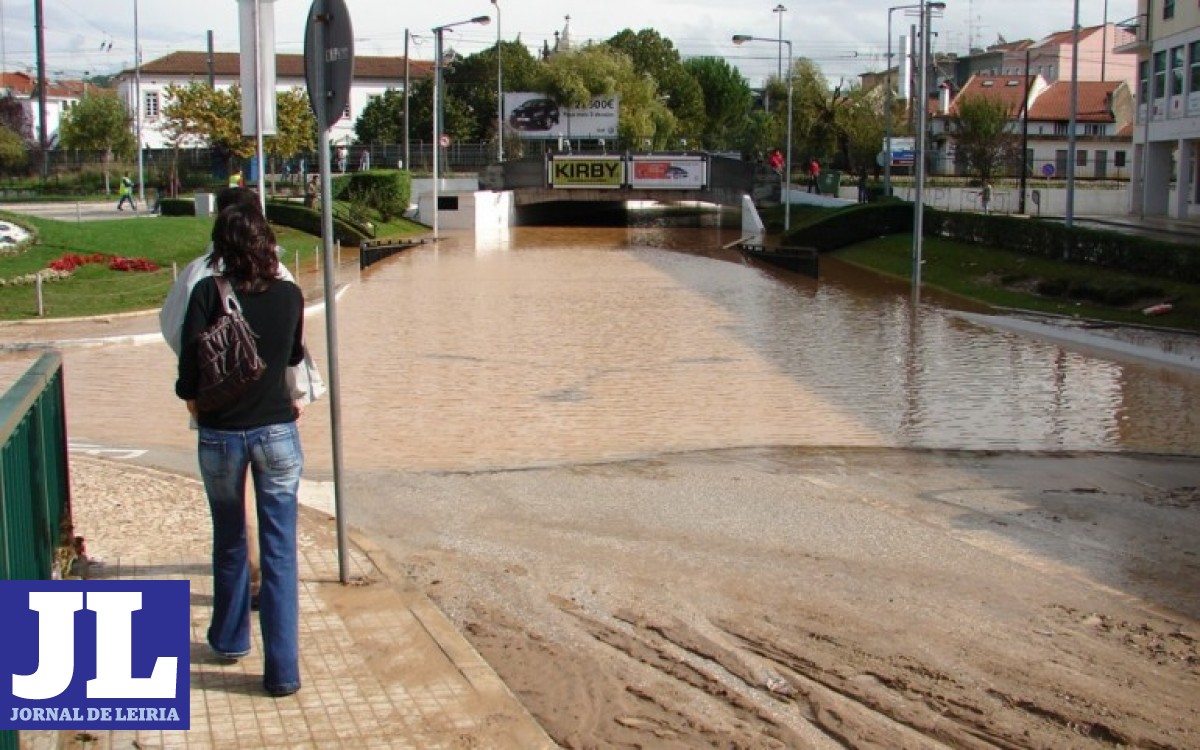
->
[817,170,841,196]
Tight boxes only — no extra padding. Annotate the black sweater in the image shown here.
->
[176,276,304,429]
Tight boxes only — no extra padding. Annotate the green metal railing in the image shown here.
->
[0,352,71,750]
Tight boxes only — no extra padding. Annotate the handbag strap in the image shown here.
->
[213,276,243,316]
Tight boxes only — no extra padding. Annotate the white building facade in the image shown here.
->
[1119,0,1200,218]
[112,51,430,151]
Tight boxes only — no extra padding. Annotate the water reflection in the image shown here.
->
[50,225,1200,473]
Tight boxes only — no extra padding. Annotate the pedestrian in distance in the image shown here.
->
[808,158,821,195]
[857,167,869,204]
[981,181,993,215]
[117,174,136,211]
[175,203,306,698]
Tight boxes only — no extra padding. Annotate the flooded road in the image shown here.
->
[50,224,1200,472]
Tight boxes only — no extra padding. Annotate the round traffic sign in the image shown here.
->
[1041,163,1056,178]
[304,0,355,127]
[439,134,451,148]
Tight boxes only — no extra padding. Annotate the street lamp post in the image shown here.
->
[772,5,786,80]
[491,0,503,162]
[885,2,945,201]
[134,0,145,207]
[733,34,793,231]
[911,1,944,297]
[431,15,490,239]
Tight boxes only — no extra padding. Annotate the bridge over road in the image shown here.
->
[464,152,779,227]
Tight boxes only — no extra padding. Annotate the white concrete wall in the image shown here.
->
[869,185,1133,216]
[475,191,515,231]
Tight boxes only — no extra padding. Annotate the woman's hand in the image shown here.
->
[186,400,198,418]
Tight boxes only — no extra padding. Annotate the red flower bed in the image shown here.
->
[47,253,158,273]
[109,256,159,272]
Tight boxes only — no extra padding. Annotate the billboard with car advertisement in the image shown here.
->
[628,156,706,189]
[548,156,625,188]
[505,93,620,139]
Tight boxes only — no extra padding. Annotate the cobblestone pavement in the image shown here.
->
[42,456,554,750]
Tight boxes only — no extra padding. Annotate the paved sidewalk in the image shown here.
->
[52,455,555,750]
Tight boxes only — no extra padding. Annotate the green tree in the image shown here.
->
[266,87,316,162]
[161,81,252,174]
[355,88,406,144]
[790,58,838,163]
[536,44,675,150]
[681,56,752,150]
[951,95,1018,183]
[832,86,885,172]
[0,95,32,143]
[57,91,136,188]
[0,126,27,174]
[606,29,704,148]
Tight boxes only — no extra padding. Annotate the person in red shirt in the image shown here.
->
[808,158,821,194]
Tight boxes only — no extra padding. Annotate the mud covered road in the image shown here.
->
[347,448,1200,749]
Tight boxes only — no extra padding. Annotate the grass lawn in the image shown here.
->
[0,210,424,320]
[834,234,1200,332]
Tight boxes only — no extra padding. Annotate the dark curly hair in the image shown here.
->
[208,204,279,292]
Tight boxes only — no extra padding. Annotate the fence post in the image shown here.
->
[35,273,44,317]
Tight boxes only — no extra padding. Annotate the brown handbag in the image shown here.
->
[195,276,266,412]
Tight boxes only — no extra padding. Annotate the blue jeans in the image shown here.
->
[198,422,303,695]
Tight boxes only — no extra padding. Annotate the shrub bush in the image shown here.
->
[343,170,409,221]
[924,209,1200,284]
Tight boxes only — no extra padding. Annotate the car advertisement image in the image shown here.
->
[629,157,706,189]
[504,93,620,139]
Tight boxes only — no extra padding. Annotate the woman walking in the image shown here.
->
[176,204,306,697]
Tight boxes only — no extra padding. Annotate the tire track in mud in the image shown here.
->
[545,591,1196,750]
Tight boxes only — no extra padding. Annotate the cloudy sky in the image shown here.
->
[3,0,1136,86]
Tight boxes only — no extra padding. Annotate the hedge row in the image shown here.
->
[157,196,370,244]
[782,202,913,251]
[922,209,1200,284]
[785,201,1200,284]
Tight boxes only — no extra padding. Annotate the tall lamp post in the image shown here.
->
[733,34,793,231]
[911,0,944,297]
[134,0,145,207]
[431,15,490,239]
[491,0,503,162]
[885,2,944,199]
[772,4,786,79]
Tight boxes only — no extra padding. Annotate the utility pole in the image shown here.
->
[1019,49,1032,214]
[34,0,48,179]
[1065,0,1080,228]
[207,30,216,87]
[403,29,410,172]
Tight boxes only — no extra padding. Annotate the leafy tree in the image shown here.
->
[0,95,32,143]
[832,86,886,173]
[161,81,251,174]
[536,44,675,150]
[606,29,704,148]
[161,82,313,175]
[266,87,316,162]
[681,56,752,150]
[789,58,839,164]
[0,126,27,174]
[355,88,406,144]
[951,95,1018,183]
[58,91,136,188]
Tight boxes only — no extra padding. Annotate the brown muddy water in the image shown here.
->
[44,225,1200,474]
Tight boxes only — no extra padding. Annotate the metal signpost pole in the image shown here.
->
[912,1,929,297]
[306,0,353,583]
[432,28,442,239]
[492,0,502,162]
[1065,0,1080,228]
